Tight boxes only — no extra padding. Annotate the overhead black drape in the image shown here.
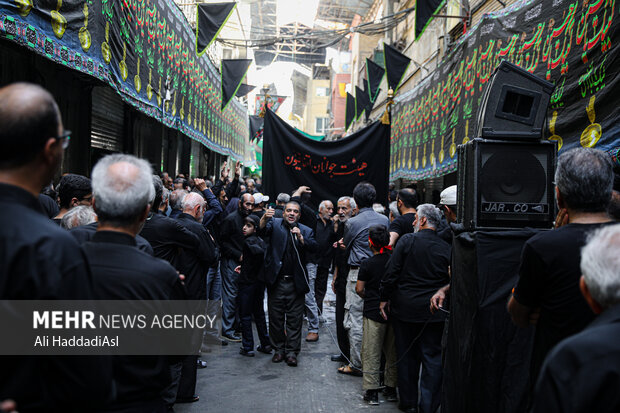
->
[384,43,411,92]
[235,84,255,97]
[355,85,371,122]
[345,92,356,131]
[366,58,385,103]
[196,2,237,56]
[221,59,252,110]
[262,109,390,209]
[415,0,444,40]
[363,82,375,120]
[249,115,264,143]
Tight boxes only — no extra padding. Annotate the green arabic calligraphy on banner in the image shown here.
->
[390,0,619,181]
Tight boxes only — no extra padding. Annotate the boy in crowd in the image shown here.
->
[236,215,272,357]
[356,225,398,405]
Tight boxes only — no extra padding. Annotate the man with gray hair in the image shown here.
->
[532,224,620,413]
[274,192,290,218]
[60,205,97,229]
[381,203,451,413]
[169,188,188,219]
[174,191,219,402]
[508,147,614,386]
[84,154,186,412]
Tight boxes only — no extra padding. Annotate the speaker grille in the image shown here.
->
[480,149,547,203]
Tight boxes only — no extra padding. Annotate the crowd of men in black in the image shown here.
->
[1,82,620,413]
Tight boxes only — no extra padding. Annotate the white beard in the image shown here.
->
[414,221,420,233]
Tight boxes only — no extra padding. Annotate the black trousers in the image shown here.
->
[335,283,350,359]
[314,266,330,314]
[267,276,304,357]
[238,281,270,352]
[176,354,197,399]
[392,319,444,413]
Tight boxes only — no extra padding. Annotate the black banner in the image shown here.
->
[391,0,620,181]
[345,92,356,131]
[249,115,263,143]
[196,2,236,56]
[0,0,248,160]
[384,42,411,92]
[262,109,390,208]
[355,85,369,122]
[221,58,252,110]
[366,57,385,103]
[235,83,255,97]
[415,0,445,40]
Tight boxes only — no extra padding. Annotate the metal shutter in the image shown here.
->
[91,87,124,151]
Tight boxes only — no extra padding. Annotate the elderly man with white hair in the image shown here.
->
[532,224,620,413]
[381,203,451,413]
[84,154,187,412]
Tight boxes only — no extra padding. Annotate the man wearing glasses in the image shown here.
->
[0,83,112,410]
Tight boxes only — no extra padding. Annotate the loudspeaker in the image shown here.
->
[457,138,557,230]
[476,61,555,140]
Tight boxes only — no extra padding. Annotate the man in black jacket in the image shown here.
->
[219,193,255,341]
[260,201,318,366]
[0,82,112,411]
[381,204,451,413]
[85,153,187,412]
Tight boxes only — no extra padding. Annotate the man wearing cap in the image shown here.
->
[437,185,457,244]
[252,192,269,219]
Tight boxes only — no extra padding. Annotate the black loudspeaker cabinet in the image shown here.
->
[476,61,555,140]
[457,138,557,230]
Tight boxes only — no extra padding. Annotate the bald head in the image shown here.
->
[0,83,61,169]
[91,154,155,226]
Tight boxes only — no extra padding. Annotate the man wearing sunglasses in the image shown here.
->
[0,83,112,410]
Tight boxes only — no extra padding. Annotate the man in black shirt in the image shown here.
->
[330,196,355,362]
[381,204,451,413]
[219,193,255,341]
[388,188,418,246]
[0,82,112,411]
[260,201,318,366]
[508,148,614,386]
[175,192,219,402]
[311,200,337,315]
[70,221,154,255]
[532,224,620,413]
[86,154,187,412]
[356,226,397,405]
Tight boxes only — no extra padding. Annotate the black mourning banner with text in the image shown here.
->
[345,92,356,131]
[384,43,411,92]
[366,58,385,103]
[236,84,255,97]
[196,2,236,56]
[221,59,252,110]
[390,0,619,182]
[263,109,390,209]
[415,0,445,40]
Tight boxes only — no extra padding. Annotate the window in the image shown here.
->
[315,117,329,134]
[316,87,329,96]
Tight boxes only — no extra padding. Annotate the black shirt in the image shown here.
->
[532,304,620,413]
[513,222,612,381]
[70,222,154,255]
[279,231,298,277]
[39,193,59,218]
[0,183,112,412]
[239,234,266,285]
[381,229,451,323]
[333,222,349,293]
[358,253,391,323]
[309,216,337,267]
[389,212,416,240]
[175,213,218,300]
[220,209,249,262]
[139,213,200,265]
[82,230,186,409]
